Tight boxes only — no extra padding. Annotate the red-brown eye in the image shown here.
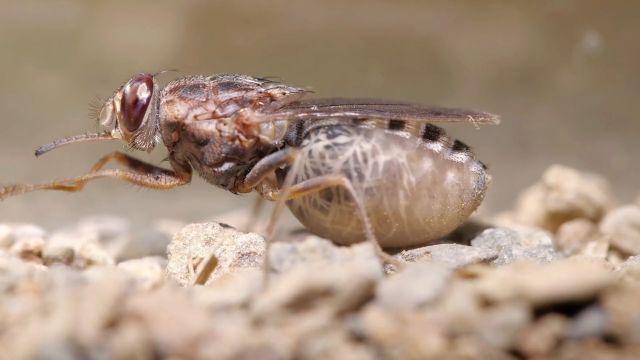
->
[120,73,154,132]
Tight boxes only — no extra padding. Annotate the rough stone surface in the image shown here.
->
[166,222,265,286]
[353,305,450,359]
[602,286,640,345]
[513,165,614,231]
[471,227,559,265]
[117,256,167,290]
[42,245,75,266]
[0,223,12,247]
[600,205,640,255]
[193,268,263,309]
[76,241,115,267]
[269,233,380,273]
[252,260,381,320]
[580,238,610,259]
[472,258,615,305]
[375,262,451,309]
[556,218,605,256]
[9,235,46,262]
[395,243,498,268]
[1,165,639,359]
[478,302,531,350]
[566,305,608,340]
[518,314,568,357]
[617,255,640,285]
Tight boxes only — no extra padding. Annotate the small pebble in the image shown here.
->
[42,246,75,266]
[117,256,167,290]
[600,205,640,255]
[478,302,531,350]
[9,236,45,262]
[518,314,568,357]
[580,238,610,258]
[513,165,614,231]
[3,223,46,252]
[601,286,640,345]
[0,224,13,248]
[473,258,615,306]
[252,261,380,320]
[166,222,265,286]
[77,242,115,267]
[375,262,451,309]
[566,305,608,340]
[395,243,498,268]
[269,233,380,273]
[555,219,600,255]
[616,255,640,284]
[471,227,559,265]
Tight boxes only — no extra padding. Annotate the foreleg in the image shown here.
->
[0,151,191,199]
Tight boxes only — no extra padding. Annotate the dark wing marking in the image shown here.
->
[261,98,500,125]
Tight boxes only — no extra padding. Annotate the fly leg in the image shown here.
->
[0,152,191,199]
[237,147,298,284]
[240,148,402,285]
[234,147,298,234]
[243,196,266,232]
[243,174,286,232]
[268,174,404,271]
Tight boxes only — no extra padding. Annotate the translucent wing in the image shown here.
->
[262,98,500,125]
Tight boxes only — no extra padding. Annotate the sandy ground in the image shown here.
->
[1,165,640,359]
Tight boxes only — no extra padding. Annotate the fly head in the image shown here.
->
[35,73,162,157]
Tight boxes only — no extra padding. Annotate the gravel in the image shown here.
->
[0,165,639,359]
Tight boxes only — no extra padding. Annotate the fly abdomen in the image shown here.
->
[286,122,488,247]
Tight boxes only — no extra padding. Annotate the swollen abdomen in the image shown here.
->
[286,123,489,247]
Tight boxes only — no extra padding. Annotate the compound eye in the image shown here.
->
[120,73,154,132]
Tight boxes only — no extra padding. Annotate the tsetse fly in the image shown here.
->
[0,73,499,267]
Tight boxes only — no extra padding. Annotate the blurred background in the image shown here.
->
[0,0,638,229]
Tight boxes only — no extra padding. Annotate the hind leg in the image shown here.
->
[240,148,401,286]
[269,174,403,268]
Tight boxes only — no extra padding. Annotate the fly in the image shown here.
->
[0,73,499,269]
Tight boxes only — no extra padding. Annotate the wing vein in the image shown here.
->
[261,98,500,125]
